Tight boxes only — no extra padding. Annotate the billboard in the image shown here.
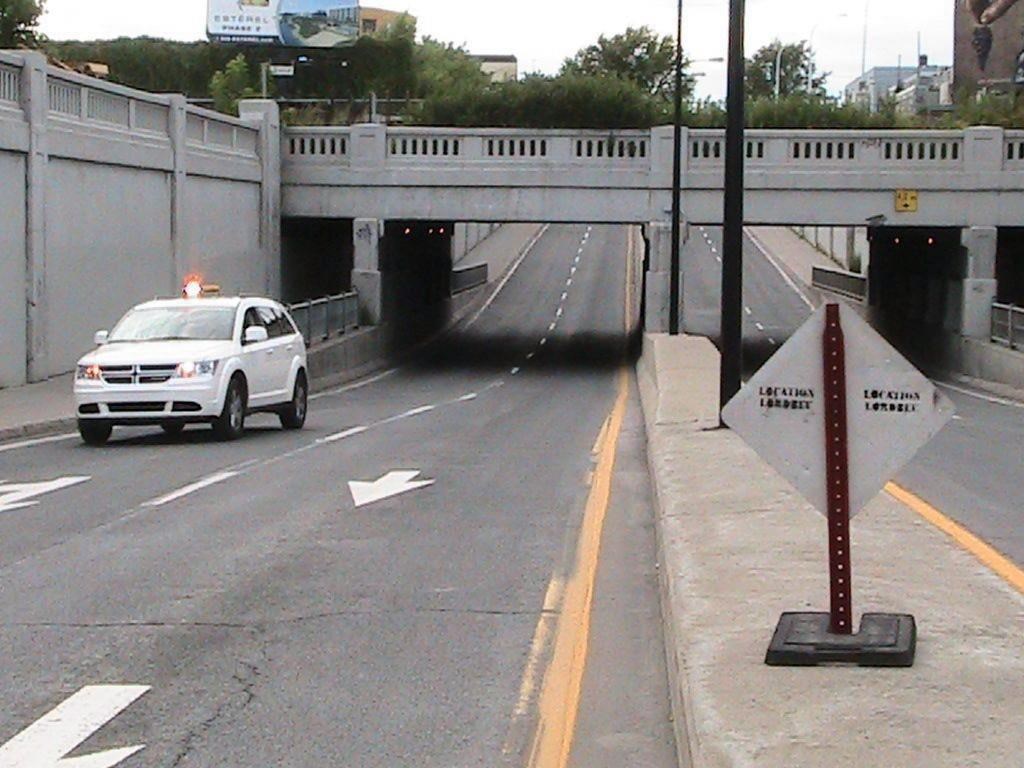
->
[955,0,1024,91]
[208,0,360,47]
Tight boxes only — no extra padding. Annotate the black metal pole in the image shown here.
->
[669,0,684,335]
[720,0,745,413]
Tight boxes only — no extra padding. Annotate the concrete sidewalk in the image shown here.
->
[638,333,1024,768]
[0,224,545,444]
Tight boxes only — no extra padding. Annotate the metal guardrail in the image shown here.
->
[991,303,1024,349]
[811,266,867,301]
[451,263,489,295]
[288,292,359,346]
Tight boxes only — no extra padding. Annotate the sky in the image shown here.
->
[39,0,957,99]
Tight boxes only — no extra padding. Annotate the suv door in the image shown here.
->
[240,307,274,405]
[256,305,293,401]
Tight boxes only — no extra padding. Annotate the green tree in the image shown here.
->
[746,40,827,100]
[210,55,258,115]
[561,26,692,101]
[415,37,488,97]
[0,0,45,48]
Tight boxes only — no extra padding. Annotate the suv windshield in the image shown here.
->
[108,306,236,342]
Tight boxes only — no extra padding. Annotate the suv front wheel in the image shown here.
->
[213,376,247,441]
[279,371,308,430]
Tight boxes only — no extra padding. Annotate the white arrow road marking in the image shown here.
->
[0,477,90,514]
[349,471,435,508]
[0,685,150,768]
[143,471,238,507]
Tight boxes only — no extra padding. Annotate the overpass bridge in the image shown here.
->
[0,47,1020,387]
[282,123,1024,228]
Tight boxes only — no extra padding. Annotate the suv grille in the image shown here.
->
[100,364,179,384]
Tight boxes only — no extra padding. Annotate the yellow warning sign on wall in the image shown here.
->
[895,189,919,213]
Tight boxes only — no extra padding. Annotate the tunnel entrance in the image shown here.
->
[997,228,1024,305]
[281,218,352,304]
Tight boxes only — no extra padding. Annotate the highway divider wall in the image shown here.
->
[0,51,280,387]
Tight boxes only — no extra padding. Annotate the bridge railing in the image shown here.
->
[812,266,868,301]
[451,263,489,294]
[0,52,22,110]
[991,303,1024,349]
[686,129,966,170]
[288,292,360,345]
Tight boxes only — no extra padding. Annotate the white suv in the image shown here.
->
[74,293,308,445]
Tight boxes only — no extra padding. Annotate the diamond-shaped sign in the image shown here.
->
[722,302,954,517]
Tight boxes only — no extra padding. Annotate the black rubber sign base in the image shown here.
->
[765,612,917,667]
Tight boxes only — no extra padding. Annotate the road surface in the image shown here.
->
[0,225,676,767]
[685,225,1024,571]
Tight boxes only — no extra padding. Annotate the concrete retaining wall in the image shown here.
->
[0,51,279,386]
[792,225,870,272]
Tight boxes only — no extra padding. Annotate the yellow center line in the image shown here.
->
[885,481,1024,595]
[527,368,629,768]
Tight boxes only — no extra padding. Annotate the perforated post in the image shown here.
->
[823,303,853,635]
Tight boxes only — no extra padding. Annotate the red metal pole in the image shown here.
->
[823,304,853,634]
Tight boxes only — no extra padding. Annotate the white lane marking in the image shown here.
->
[540,337,548,346]
[710,246,717,254]
[744,227,815,310]
[466,224,551,327]
[511,367,521,375]
[349,470,434,508]
[458,393,478,402]
[401,405,436,418]
[715,256,722,263]
[310,367,398,401]
[744,306,752,316]
[571,265,577,275]
[319,425,368,444]
[0,476,91,514]
[755,322,765,331]
[526,352,536,360]
[548,321,557,332]
[0,684,150,768]
[566,278,573,287]
[937,381,1024,409]
[0,433,77,454]
[561,292,568,302]
[577,247,584,255]
[556,307,563,318]
[143,471,238,507]
[769,337,778,346]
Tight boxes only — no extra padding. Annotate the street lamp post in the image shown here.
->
[669,0,684,335]
[720,0,746,414]
[774,44,784,100]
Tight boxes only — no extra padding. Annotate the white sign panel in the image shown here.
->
[208,0,360,47]
[722,303,954,517]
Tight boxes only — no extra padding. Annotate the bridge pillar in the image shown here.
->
[960,226,998,339]
[239,99,282,298]
[353,217,384,325]
[644,221,685,333]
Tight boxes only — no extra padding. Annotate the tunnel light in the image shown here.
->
[404,227,412,235]
[927,237,935,245]
[894,237,901,245]
[439,227,445,235]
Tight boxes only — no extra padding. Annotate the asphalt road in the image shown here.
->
[686,225,1024,571]
[0,226,676,767]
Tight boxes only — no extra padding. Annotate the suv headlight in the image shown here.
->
[175,360,218,379]
[77,364,102,381]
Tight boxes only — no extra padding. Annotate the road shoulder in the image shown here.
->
[639,332,1024,768]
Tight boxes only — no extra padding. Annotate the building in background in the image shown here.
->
[471,55,518,83]
[358,6,407,35]
[844,58,951,113]
[954,0,1024,94]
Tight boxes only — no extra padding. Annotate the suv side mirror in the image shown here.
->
[94,330,109,346]
[244,326,269,345]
